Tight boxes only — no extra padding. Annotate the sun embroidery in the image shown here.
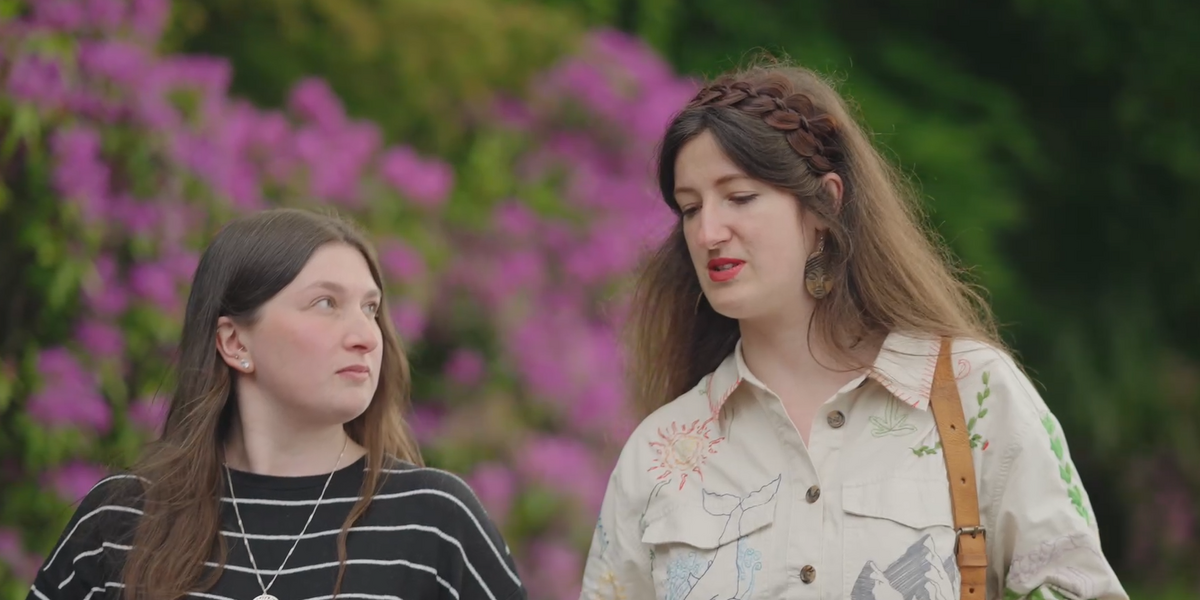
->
[648,418,724,490]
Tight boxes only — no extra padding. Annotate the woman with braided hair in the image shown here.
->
[580,64,1126,600]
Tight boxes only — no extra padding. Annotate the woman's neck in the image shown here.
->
[738,309,881,401]
[223,420,365,477]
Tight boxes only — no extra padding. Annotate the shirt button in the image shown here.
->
[827,410,846,428]
[800,564,816,583]
[806,485,821,503]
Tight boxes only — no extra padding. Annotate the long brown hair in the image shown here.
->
[118,208,423,600]
[625,60,1002,418]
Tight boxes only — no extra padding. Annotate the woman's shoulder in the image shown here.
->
[949,337,1049,418]
[44,470,146,557]
[375,458,487,512]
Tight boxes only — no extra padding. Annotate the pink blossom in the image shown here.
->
[32,0,86,31]
[289,78,346,131]
[631,79,699,142]
[27,348,112,433]
[135,56,231,129]
[294,121,381,204]
[484,249,545,301]
[589,29,673,91]
[444,349,486,386]
[6,55,67,107]
[83,255,130,316]
[0,527,39,583]
[491,96,533,130]
[85,0,126,34]
[406,405,443,445]
[107,194,159,235]
[467,462,516,521]
[542,59,624,123]
[390,300,427,342]
[379,146,454,208]
[129,259,178,313]
[161,251,200,282]
[127,396,167,435]
[85,283,129,317]
[130,0,170,39]
[511,318,574,400]
[75,320,124,357]
[522,539,583,600]
[51,127,110,223]
[379,238,426,281]
[42,461,108,503]
[516,435,605,512]
[492,201,539,238]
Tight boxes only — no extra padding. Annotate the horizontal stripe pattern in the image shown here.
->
[26,458,526,600]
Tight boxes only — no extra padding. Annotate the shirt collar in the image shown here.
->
[704,331,942,418]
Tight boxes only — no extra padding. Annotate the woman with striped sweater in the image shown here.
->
[28,209,527,600]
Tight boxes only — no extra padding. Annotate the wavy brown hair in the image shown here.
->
[625,61,1003,418]
[117,208,423,600]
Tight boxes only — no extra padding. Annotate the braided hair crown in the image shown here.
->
[686,72,843,174]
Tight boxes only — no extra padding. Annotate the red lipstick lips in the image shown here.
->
[707,258,745,283]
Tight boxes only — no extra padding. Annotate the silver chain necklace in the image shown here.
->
[223,437,348,600]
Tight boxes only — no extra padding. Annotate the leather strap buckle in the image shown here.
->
[954,525,986,553]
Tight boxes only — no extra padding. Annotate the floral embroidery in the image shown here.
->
[648,418,725,490]
[912,371,992,456]
[587,568,628,600]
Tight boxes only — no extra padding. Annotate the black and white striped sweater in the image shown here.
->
[26,457,528,600]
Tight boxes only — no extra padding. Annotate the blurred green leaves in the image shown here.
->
[167,0,585,153]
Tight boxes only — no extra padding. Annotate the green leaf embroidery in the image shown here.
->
[913,371,991,457]
[1042,412,1093,526]
[870,397,919,437]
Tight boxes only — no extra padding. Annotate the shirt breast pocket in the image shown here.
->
[641,477,780,600]
[842,477,960,600]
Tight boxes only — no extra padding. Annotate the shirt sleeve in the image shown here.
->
[26,476,138,600]
[579,456,653,600]
[982,359,1128,600]
[431,471,528,600]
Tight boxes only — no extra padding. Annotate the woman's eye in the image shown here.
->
[731,194,758,204]
[315,297,335,309]
[364,302,380,316]
[680,205,699,218]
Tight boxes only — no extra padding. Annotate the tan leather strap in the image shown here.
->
[930,337,987,600]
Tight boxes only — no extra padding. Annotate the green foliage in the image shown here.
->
[165,0,585,154]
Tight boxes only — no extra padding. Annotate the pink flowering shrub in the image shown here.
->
[0,2,696,598]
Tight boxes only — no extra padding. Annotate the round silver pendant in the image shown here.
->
[253,595,279,600]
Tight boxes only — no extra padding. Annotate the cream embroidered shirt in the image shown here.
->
[580,332,1127,600]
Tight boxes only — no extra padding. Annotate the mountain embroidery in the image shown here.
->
[851,534,959,600]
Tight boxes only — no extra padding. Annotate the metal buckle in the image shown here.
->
[954,525,986,554]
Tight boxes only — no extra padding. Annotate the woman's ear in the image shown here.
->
[216,316,253,372]
[821,172,844,214]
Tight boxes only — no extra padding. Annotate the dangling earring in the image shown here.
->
[804,232,833,300]
[694,290,705,314]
